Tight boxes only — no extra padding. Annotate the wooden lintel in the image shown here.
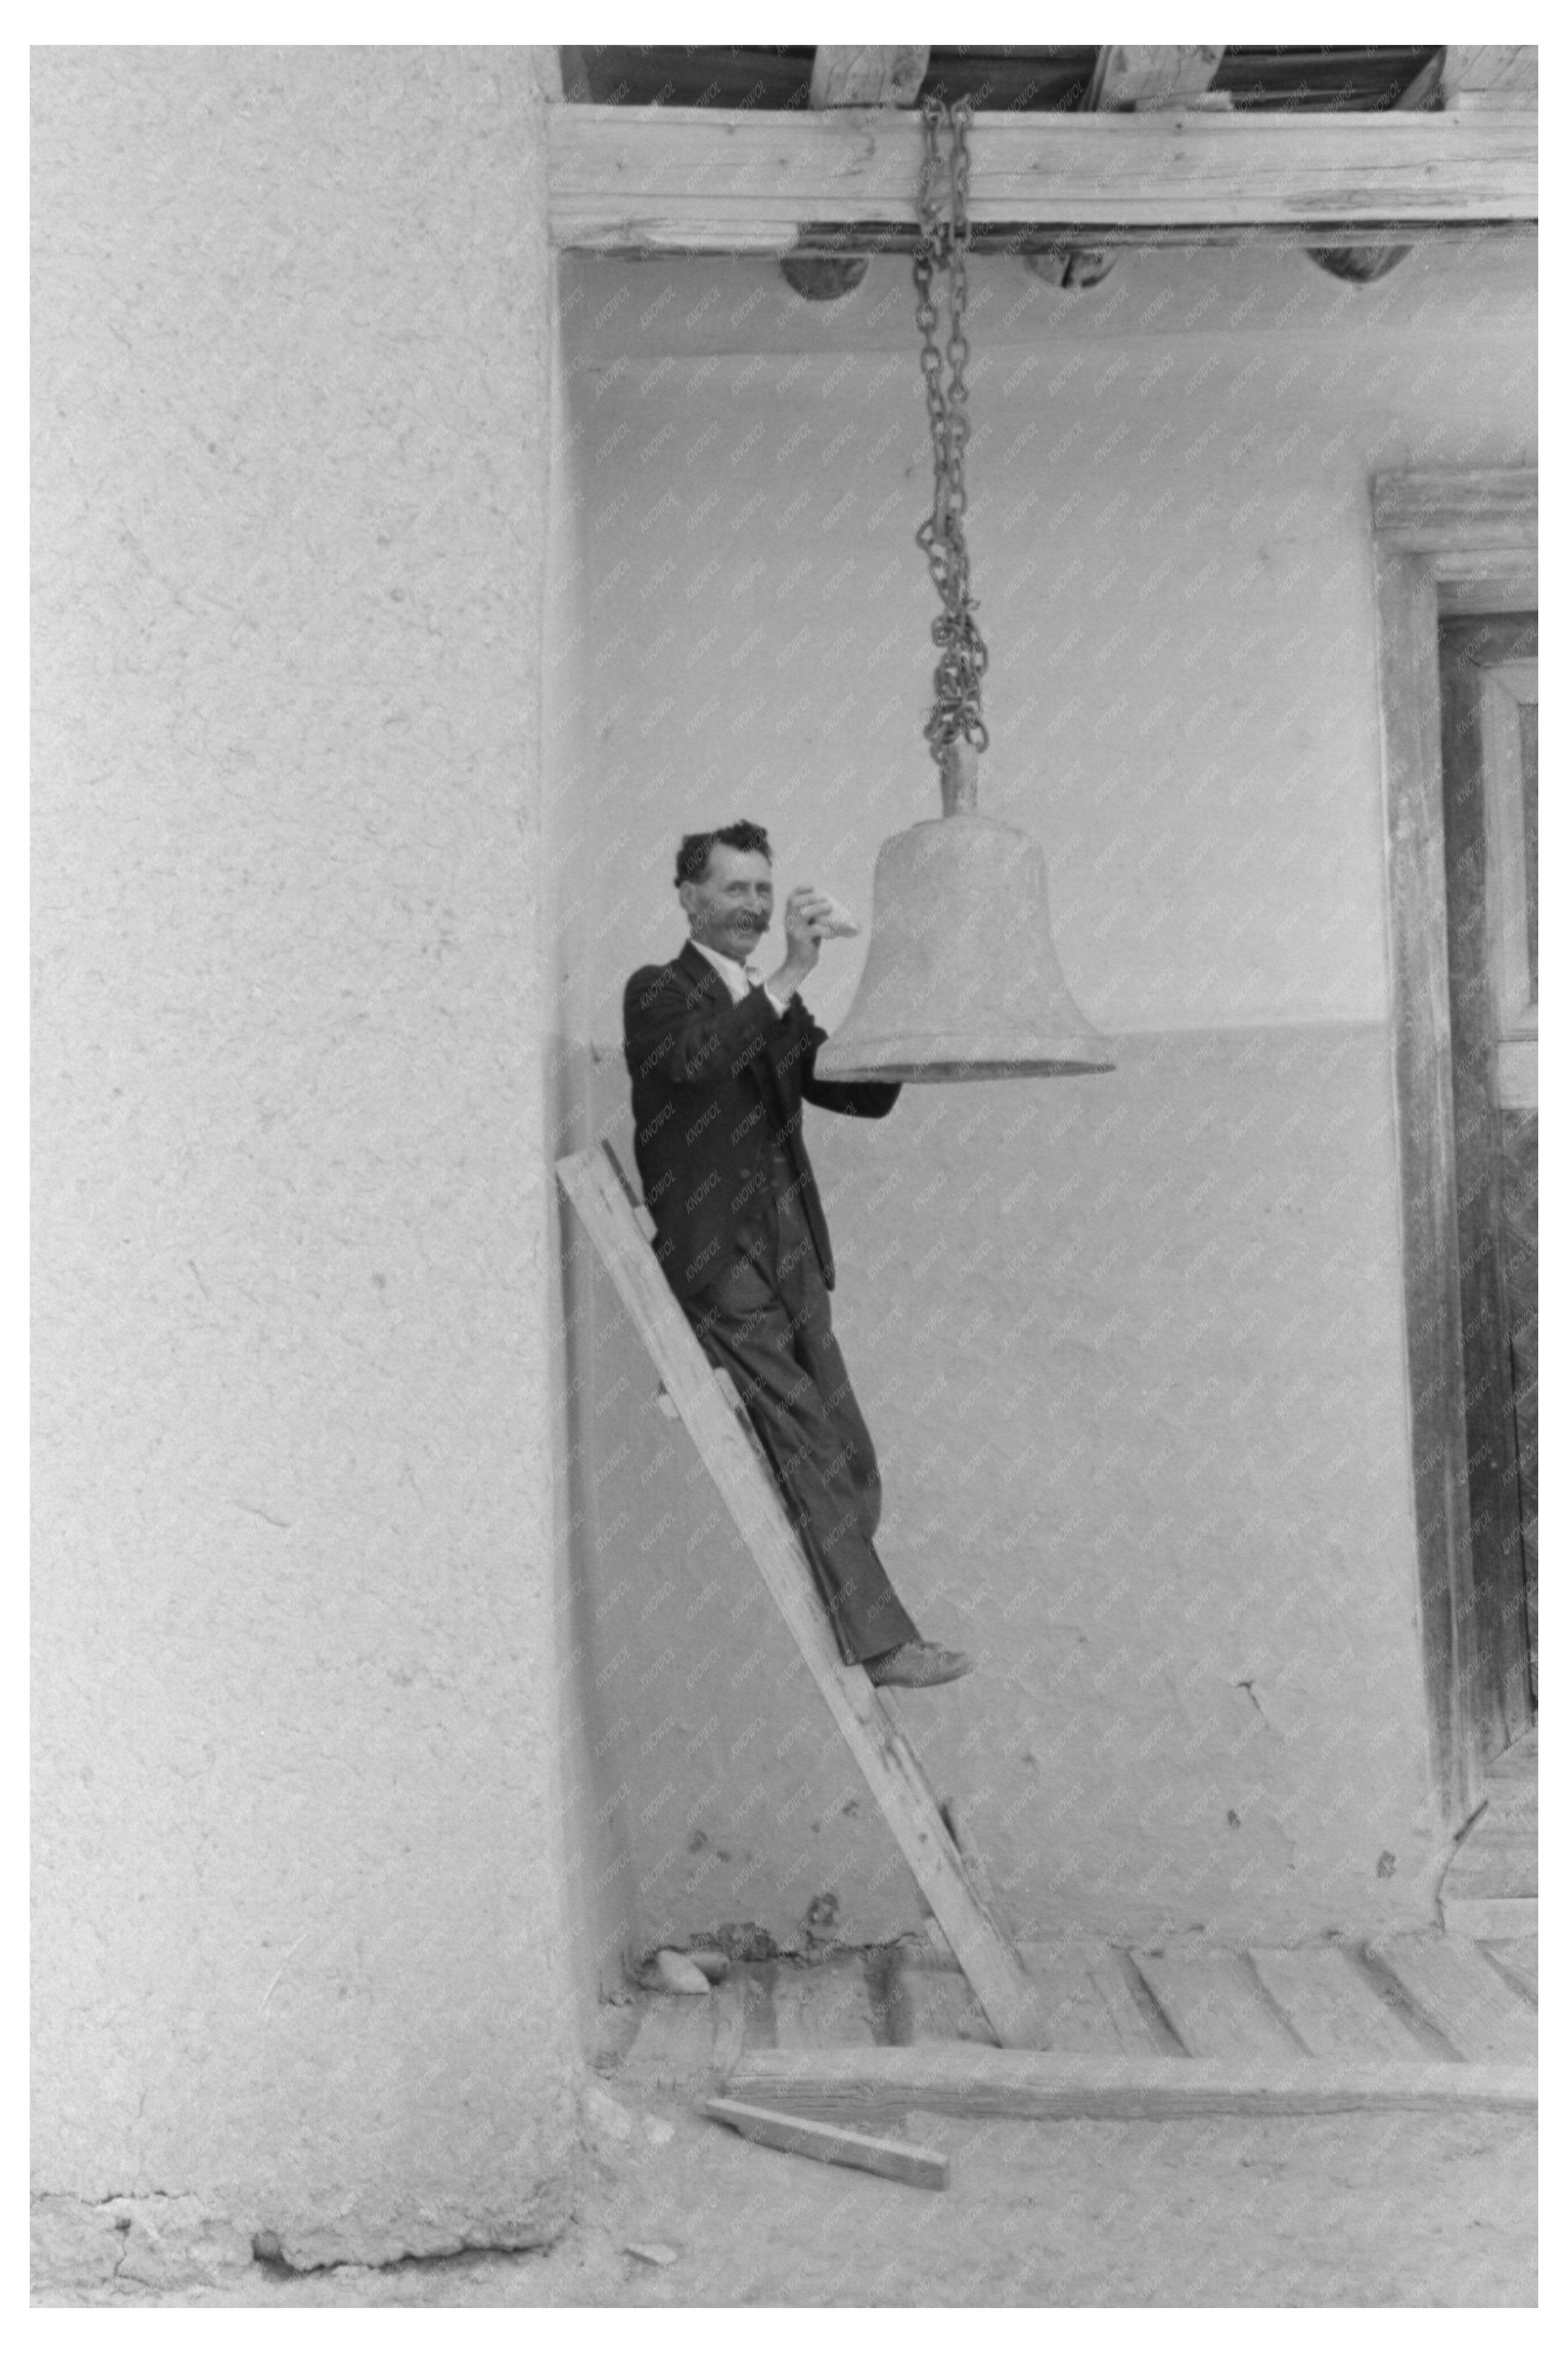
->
[1372,469,1539,551]
[810,46,929,109]
[1086,45,1224,112]
[549,106,1536,254]
[725,2046,1538,2123]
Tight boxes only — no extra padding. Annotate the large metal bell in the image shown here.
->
[814,744,1115,1084]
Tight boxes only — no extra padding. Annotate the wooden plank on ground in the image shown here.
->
[895,1958,996,2047]
[723,2046,1537,2123]
[1021,1964,1128,2054]
[771,1958,879,2050]
[1083,1950,1176,2055]
[550,105,1536,254]
[1479,1938,1538,2006]
[1130,1949,1305,2060]
[704,2097,949,2190]
[557,1143,1041,2050]
[1249,1944,1425,2063]
[1444,1828,1537,1899]
[899,1946,1135,2054]
[1369,1933,1538,2065]
[1443,1896,1538,1940]
[1015,1943,1148,2054]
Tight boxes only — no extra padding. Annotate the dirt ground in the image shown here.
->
[52,2086,1537,2308]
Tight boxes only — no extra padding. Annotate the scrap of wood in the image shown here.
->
[809,47,929,109]
[556,1143,1040,2050]
[724,2045,1537,2122]
[704,2096,949,2190]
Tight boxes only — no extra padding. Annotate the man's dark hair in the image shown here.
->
[674,820,772,887]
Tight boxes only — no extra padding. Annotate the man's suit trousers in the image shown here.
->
[682,1170,919,1666]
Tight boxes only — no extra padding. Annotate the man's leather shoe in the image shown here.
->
[864,1640,974,1689]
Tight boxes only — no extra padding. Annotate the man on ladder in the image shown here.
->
[623,819,973,1689]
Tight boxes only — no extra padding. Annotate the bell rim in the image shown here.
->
[815,1059,1116,1081]
[816,1032,1116,1080]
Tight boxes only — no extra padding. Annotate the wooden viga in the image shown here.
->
[555,1139,1044,2050]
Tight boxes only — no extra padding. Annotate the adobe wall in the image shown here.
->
[554,242,1535,1953]
[33,47,580,2280]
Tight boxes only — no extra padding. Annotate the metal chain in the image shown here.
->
[913,97,989,762]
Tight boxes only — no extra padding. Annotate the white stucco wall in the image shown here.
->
[33,47,578,2275]
[552,243,1535,1955]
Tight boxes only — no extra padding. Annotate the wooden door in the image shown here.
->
[1438,614,1537,1759]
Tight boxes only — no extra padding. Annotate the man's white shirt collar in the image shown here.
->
[692,936,758,999]
[691,935,787,1013]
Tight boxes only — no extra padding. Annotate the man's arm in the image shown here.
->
[625,889,836,1091]
[768,883,899,1114]
[624,963,783,1090]
[788,1008,902,1120]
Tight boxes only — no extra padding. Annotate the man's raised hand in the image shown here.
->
[772,885,835,993]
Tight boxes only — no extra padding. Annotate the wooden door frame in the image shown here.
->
[1371,468,1536,1831]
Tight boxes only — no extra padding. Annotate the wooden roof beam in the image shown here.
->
[548,105,1537,255]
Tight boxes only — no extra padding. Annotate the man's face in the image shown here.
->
[680,845,774,964]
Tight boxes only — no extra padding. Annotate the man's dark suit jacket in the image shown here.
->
[624,938,901,1302]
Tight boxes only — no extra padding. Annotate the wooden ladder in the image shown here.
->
[556,1140,1043,2050]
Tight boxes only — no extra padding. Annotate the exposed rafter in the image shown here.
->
[1037,46,1227,287]
[1443,46,1538,112]
[548,104,1537,256]
[782,47,932,299]
[1304,42,1437,284]
[1083,46,1225,112]
[553,46,1462,117]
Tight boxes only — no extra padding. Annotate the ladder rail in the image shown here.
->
[556,1139,1043,2050]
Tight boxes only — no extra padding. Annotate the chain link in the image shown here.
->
[913,98,988,762]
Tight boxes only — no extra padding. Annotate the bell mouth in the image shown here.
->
[861,1059,1113,1083]
[817,1034,1116,1083]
